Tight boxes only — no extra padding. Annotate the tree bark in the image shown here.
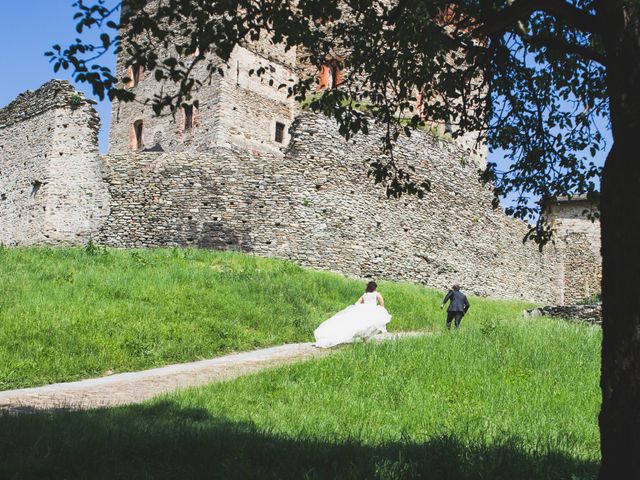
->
[598,2,640,478]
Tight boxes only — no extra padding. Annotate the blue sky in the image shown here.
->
[0,1,116,151]
[0,1,609,201]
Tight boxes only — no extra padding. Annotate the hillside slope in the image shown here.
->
[0,247,532,389]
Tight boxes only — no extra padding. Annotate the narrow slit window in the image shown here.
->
[275,122,285,143]
[133,120,144,150]
[127,64,144,87]
[329,63,338,89]
[416,91,425,118]
[133,64,142,85]
[184,105,194,131]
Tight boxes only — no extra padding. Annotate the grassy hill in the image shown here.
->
[0,318,601,479]
[0,247,601,478]
[0,247,533,390]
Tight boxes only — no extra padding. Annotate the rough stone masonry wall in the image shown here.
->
[98,112,561,304]
[109,41,297,155]
[554,233,601,305]
[0,80,109,246]
[216,44,297,153]
[547,199,602,304]
[108,45,225,154]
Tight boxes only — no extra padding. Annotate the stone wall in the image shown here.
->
[0,81,109,246]
[547,197,601,304]
[98,113,561,303]
[547,197,600,254]
[2,80,601,306]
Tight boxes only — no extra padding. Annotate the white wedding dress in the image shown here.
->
[313,292,392,348]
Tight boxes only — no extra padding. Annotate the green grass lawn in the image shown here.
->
[0,247,532,390]
[0,317,601,479]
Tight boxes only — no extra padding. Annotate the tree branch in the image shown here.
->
[523,34,608,65]
[476,0,600,35]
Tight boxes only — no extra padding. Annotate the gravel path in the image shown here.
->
[0,332,425,413]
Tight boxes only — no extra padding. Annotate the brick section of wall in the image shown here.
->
[0,80,110,246]
[98,113,560,303]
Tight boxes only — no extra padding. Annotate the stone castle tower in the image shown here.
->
[109,35,299,155]
[0,21,601,305]
[108,19,484,161]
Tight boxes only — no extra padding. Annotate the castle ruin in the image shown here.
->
[0,32,601,305]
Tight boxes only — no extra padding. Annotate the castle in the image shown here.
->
[0,33,601,305]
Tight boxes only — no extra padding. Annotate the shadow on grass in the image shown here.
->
[0,401,598,480]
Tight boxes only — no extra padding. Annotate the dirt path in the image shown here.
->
[0,332,425,413]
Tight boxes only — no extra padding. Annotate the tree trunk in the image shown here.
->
[598,2,640,478]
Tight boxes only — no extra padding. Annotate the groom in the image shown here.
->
[440,284,470,329]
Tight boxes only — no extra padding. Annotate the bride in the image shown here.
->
[314,281,392,348]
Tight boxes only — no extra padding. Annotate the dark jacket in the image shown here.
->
[442,290,470,313]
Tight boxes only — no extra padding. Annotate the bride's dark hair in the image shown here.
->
[365,281,377,293]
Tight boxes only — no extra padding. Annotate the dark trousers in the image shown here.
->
[446,311,464,329]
